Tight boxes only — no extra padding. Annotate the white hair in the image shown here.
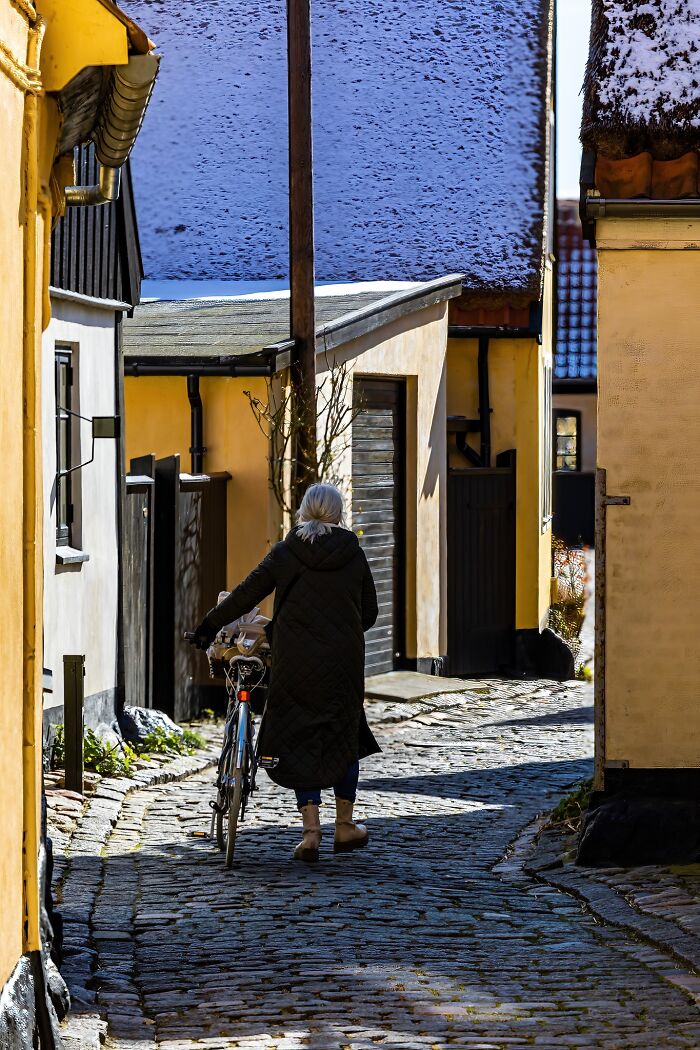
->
[296,483,345,542]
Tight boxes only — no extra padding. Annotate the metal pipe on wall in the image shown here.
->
[186,374,206,474]
[477,336,491,468]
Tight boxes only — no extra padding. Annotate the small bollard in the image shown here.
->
[63,655,85,794]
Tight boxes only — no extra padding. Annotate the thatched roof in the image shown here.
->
[582,1,700,158]
[122,0,554,302]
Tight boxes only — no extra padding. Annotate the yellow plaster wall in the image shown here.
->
[0,2,30,988]
[124,375,274,608]
[597,220,700,768]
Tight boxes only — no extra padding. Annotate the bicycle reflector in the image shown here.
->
[239,689,251,703]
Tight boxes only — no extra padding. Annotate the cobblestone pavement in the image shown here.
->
[73,680,700,1049]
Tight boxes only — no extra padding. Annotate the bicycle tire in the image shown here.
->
[215,789,228,851]
[225,768,244,868]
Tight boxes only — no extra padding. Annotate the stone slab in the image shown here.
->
[364,670,469,702]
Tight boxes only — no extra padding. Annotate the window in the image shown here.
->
[55,348,74,545]
[554,410,581,472]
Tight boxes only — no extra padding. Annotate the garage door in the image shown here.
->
[352,378,405,675]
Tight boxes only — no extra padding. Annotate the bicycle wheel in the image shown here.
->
[215,787,228,851]
[225,768,244,868]
[215,740,234,851]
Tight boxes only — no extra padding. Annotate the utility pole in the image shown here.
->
[287,0,316,508]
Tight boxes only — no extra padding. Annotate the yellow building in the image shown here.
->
[122,279,463,716]
[0,2,157,1041]
[578,2,700,863]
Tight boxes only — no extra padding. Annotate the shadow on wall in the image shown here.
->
[421,356,446,501]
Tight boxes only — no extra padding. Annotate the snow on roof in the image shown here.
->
[124,0,552,299]
[583,0,700,156]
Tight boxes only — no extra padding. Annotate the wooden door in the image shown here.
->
[124,472,154,708]
[352,378,406,676]
[447,466,516,675]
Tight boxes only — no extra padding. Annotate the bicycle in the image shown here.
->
[185,617,274,867]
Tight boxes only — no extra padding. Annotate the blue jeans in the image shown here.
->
[295,760,359,809]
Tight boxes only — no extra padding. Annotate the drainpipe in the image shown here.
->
[187,374,206,474]
[65,52,159,207]
[477,335,491,468]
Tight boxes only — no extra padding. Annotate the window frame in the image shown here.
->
[55,346,75,547]
[553,408,582,474]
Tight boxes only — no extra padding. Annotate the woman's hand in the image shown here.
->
[190,616,217,650]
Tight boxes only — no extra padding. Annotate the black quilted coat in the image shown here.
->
[206,527,381,790]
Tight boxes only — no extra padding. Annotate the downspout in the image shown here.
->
[65,53,159,208]
[187,374,206,474]
[477,335,491,467]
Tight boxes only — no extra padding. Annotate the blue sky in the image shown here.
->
[557,0,592,198]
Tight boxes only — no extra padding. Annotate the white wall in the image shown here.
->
[42,296,119,723]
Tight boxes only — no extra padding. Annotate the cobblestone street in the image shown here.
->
[60,681,700,1049]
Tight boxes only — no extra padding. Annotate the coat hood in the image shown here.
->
[285,526,360,571]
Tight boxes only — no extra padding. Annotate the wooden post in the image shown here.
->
[287,0,316,508]
[63,655,85,795]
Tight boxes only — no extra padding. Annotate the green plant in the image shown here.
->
[137,725,204,757]
[576,661,593,682]
[549,539,588,662]
[50,725,136,778]
[545,778,593,833]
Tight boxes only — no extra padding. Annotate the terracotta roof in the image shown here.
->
[555,201,597,382]
[582,1,700,161]
[592,150,700,198]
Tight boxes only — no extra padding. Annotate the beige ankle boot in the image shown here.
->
[293,803,322,862]
[333,798,369,853]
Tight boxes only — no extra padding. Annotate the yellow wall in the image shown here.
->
[0,2,65,988]
[0,1,31,988]
[597,218,700,769]
[124,375,275,610]
[1,0,147,995]
[445,325,552,633]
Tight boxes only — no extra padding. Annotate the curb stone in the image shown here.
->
[524,825,700,992]
[55,724,221,1049]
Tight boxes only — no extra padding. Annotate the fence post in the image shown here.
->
[63,655,85,794]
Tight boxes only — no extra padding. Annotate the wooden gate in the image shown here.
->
[352,378,406,676]
[153,455,229,721]
[123,460,155,708]
[447,465,516,675]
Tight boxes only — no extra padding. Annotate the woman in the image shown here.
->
[192,483,380,863]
